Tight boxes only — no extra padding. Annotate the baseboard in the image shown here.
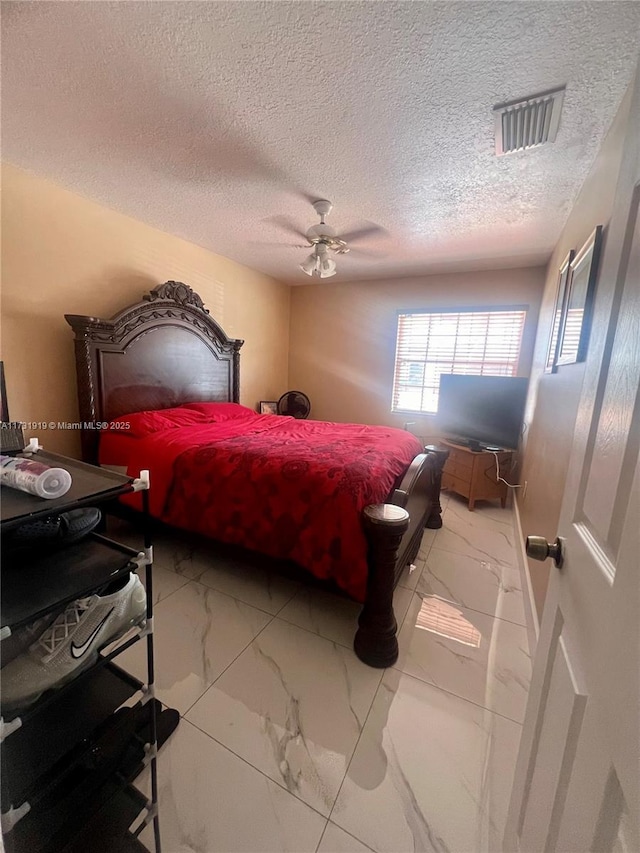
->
[513,496,539,658]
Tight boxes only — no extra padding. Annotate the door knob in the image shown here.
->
[525,535,564,568]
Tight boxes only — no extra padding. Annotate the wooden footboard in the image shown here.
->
[354,447,448,667]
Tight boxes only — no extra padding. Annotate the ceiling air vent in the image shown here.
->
[494,87,565,155]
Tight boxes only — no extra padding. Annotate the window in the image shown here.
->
[392,308,527,414]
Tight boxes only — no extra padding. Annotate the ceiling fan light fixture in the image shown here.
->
[318,254,337,278]
[300,252,318,276]
[300,245,337,278]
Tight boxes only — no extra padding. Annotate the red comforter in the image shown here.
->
[102,406,422,601]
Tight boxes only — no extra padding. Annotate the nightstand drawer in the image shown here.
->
[442,471,471,498]
[446,449,474,473]
[445,457,474,480]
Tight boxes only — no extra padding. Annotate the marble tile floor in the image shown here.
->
[109,492,532,853]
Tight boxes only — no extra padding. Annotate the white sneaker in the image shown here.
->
[1,574,147,710]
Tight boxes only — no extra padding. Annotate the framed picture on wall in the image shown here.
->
[557,225,604,366]
[544,250,575,374]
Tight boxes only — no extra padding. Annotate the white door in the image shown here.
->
[504,76,640,853]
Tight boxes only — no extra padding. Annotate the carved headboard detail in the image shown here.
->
[65,282,243,464]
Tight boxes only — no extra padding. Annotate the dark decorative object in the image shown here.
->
[259,401,278,415]
[144,281,208,312]
[278,390,311,419]
[66,283,446,667]
[0,361,9,423]
[423,444,447,527]
[545,250,575,374]
[557,226,604,366]
[0,361,25,455]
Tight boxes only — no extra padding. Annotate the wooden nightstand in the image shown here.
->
[440,439,514,511]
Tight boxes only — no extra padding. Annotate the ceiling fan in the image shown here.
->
[270,200,387,278]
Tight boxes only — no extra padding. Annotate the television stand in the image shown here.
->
[440,439,514,511]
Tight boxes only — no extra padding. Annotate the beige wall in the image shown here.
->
[519,79,635,621]
[288,267,546,440]
[1,164,290,457]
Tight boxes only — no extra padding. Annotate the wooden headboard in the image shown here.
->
[65,281,243,464]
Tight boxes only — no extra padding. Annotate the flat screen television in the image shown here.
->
[436,374,529,450]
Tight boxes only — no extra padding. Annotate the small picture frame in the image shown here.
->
[259,400,278,415]
[557,225,604,367]
[544,250,575,374]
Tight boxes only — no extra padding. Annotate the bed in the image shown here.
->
[65,282,447,667]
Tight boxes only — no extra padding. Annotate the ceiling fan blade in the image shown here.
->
[290,188,319,205]
[249,241,309,248]
[342,246,388,258]
[266,215,308,241]
[338,221,389,244]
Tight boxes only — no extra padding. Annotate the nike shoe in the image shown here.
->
[1,574,147,710]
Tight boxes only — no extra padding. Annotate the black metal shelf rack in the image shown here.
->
[1,448,178,853]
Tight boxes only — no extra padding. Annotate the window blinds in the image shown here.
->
[392,308,527,413]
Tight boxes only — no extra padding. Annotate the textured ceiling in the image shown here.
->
[2,1,639,284]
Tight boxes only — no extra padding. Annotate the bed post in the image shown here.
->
[355,504,410,668]
[424,445,449,529]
